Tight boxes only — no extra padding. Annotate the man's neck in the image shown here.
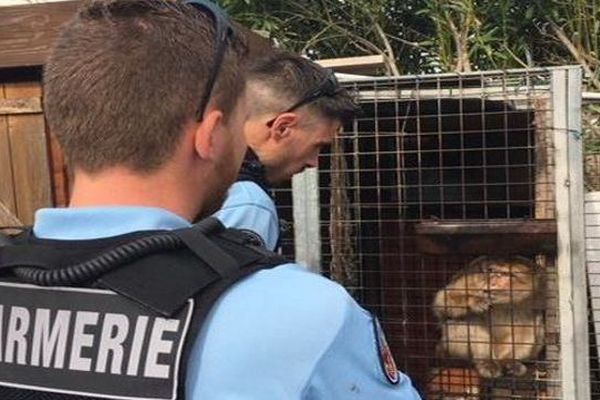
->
[69,167,201,222]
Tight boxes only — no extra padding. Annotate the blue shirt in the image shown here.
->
[214,182,280,250]
[33,182,420,399]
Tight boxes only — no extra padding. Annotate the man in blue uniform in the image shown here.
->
[215,52,355,251]
[212,54,421,398]
[8,0,421,398]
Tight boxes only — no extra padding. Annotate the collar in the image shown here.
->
[33,206,192,240]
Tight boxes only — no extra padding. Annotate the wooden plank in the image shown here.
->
[0,84,17,216]
[564,66,590,399]
[5,70,71,208]
[355,87,550,103]
[553,66,590,399]
[0,97,42,115]
[552,67,572,400]
[0,200,22,227]
[5,81,41,98]
[8,113,51,224]
[415,219,557,235]
[317,55,386,75]
[5,82,51,225]
[0,115,16,213]
[292,168,322,272]
[0,1,80,68]
[415,232,557,255]
[532,96,561,398]
[0,1,273,69]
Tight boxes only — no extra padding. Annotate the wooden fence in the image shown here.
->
[0,75,65,226]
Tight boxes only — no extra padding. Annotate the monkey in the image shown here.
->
[432,256,545,379]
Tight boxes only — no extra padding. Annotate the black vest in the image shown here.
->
[0,218,286,400]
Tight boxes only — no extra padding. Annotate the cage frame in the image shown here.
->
[552,66,589,399]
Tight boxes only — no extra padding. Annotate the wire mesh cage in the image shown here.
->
[583,100,600,398]
[273,66,588,399]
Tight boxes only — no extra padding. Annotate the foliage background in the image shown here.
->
[220,0,599,88]
[220,0,600,186]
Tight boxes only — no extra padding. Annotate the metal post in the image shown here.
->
[292,168,322,272]
[553,66,590,399]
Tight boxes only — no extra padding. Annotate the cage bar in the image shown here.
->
[553,66,589,399]
[291,168,322,272]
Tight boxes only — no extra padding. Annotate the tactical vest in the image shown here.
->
[0,218,286,400]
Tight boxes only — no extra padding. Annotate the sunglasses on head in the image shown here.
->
[266,69,340,127]
[184,0,233,121]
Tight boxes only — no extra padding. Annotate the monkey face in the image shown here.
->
[473,257,539,302]
[433,256,542,320]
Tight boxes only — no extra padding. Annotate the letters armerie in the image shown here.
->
[0,282,193,400]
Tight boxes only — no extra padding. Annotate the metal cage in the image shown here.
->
[584,94,600,399]
[273,66,588,399]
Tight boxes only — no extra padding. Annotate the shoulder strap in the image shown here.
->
[97,218,287,317]
[0,218,287,318]
[172,224,288,400]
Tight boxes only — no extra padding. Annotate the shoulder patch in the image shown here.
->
[373,317,400,385]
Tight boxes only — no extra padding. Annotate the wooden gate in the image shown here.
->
[0,73,59,226]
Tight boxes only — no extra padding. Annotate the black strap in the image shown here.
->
[0,222,286,317]
[174,223,239,277]
[0,245,57,270]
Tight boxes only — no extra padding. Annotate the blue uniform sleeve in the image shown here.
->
[214,181,280,251]
[301,298,422,400]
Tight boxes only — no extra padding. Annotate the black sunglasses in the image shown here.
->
[184,0,233,121]
[266,69,340,127]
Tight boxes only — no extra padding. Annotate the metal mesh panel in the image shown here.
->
[584,101,600,398]
[276,69,567,398]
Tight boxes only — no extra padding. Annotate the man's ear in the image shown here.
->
[194,109,224,160]
[270,112,299,140]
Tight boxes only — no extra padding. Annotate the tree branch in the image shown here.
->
[550,21,600,90]
[373,21,401,75]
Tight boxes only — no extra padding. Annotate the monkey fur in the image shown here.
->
[432,256,545,379]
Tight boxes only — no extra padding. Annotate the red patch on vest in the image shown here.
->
[373,318,400,385]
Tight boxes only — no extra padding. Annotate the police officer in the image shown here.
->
[210,55,423,398]
[215,52,356,251]
[0,1,421,399]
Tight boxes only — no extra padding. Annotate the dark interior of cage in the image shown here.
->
[318,97,558,398]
